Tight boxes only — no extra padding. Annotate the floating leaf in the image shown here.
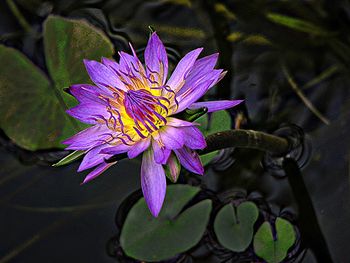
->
[120,185,212,262]
[266,13,334,37]
[197,110,232,165]
[253,217,296,263]
[214,202,259,252]
[44,15,114,108]
[0,15,114,150]
[52,150,85,167]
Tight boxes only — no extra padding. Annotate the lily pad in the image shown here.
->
[0,15,114,150]
[214,201,259,252]
[253,217,296,263]
[197,110,232,165]
[120,184,212,262]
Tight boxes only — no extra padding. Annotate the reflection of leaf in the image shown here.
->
[197,110,232,165]
[52,150,85,167]
[253,217,296,263]
[120,185,212,262]
[214,202,259,252]
[266,13,334,37]
[0,15,114,150]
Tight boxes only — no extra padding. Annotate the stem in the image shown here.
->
[6,0,32,34]
[283,158,333,262]
[106,129,290,163]
[200,129,290,156]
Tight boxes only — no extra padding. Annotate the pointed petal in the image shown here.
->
[99,143,131,154]
[66,102,109,124]
[182,126,207,150]
[158,126,184,149]
[101,57,120,73]
[175,69,223,113]
[166,117,196,127]
[166,48,203,92]
[62,124,111,150]
[145,32,168,85]
[174,147,204,175]
[141,149,167,217]
[152,136,171,164]
[78,144,113,172]
[182,53,219,88]
[84,59,127,91]
[127,138,151,159]
[69,84,110,105]
[82,161,116,184]
[189,100,243,113]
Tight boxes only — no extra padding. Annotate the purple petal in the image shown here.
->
[166,117,196,127]
[118,51,146,81]
[174,146,204,175]
[182,53,219,88]
[82,161,116,184]
[188,100,243,113]
[181,126,207,150]
[78,144,113,172]
[66,102,109,124]
[70,84,110,105]
[158,126,184,149]
[141,149,167,217]
[152,137,171,164]
[175,69,224,113]
[99,143,131,154]
[145,32,168,85]
[101,57,120,73]
[166,48,203,92]
[62,124,111,150]
[127,138,151,159]
[84,59,127,92]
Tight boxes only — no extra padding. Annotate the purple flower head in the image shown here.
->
[63,32,242,217]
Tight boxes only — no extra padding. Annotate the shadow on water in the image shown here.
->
[1,0,350,262]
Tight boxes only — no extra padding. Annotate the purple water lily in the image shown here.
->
[63,32,242,217]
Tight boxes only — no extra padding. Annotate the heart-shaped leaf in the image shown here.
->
[253,217,296,263]
[197,110,232,165]
[120,184,212,262]
[214,201,259,252]
[0,15,114,150]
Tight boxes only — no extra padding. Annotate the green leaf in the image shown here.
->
[266,13,335,37]
[0,45,73,150]
[197,110,232,165]
[253,217,296,263]
[120,185,212,262]
[44,15,114,109]
[214,202,259,252]
[52,150,85,167]
[0,16,114,150]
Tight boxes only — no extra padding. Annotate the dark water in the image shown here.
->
[1,0,350,262]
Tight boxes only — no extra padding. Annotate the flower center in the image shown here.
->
[123,89,168,137]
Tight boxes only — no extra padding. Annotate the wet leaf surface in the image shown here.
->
[253,217,296,263]
[214,201,259,252]
[120,185,212,262]
[0,15,114,150]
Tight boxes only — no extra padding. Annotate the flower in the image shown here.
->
[63,32,242,217]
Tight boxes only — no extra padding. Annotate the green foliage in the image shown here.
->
[266,12,334,37]
[214,202,259,252]
[197,110,232,165]
[253,217,296,263]
[0,15,114,150]
[120,185,212,262]
[52,150,85,167]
